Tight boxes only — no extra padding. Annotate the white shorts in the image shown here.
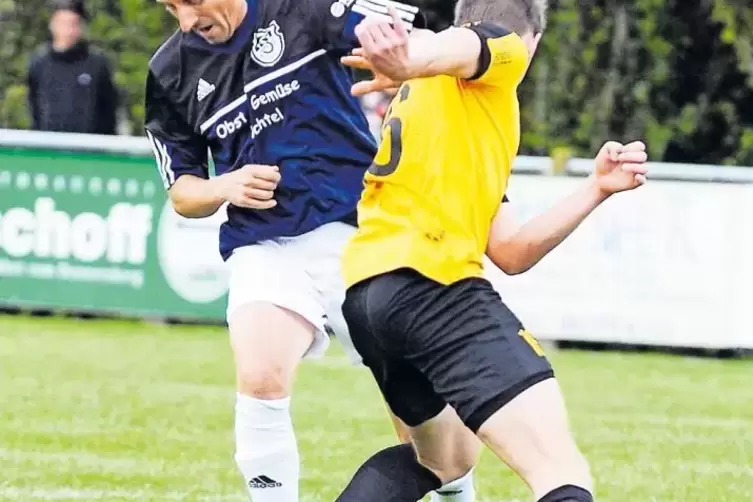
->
[225,221,362,364]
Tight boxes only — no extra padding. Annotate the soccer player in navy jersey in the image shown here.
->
[143,0,477,501]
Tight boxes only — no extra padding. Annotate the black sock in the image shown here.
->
[335,444,442,502]
[538,484,594,502]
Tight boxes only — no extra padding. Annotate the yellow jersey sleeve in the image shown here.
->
[464,22,529,88]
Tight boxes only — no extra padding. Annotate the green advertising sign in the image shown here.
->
[0,147,227,321]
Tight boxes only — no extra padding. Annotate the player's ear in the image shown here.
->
[533,32,542,49]
[523,32,542,59]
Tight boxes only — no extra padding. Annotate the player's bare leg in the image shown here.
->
[229,302,316,502]
[388,407,479,501]
[341,386,590,502]
[409,406,481,500]
[476,378,593,501]
[388,406,413,444]
[338,406,478,502]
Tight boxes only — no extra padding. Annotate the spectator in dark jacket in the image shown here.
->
[27,0,118,135]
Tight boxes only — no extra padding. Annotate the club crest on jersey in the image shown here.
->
[251,20,285,67]
[329,0,354,18]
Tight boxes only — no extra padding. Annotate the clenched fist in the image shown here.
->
[217,164,281,210]
[592,141,649,196]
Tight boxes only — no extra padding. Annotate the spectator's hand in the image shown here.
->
[592,141,649,196]
[217,164,280,209]
[341,48,401,96]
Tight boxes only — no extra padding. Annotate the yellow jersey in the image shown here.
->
[342,23,528,288]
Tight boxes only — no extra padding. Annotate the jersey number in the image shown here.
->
[369,84,410,177]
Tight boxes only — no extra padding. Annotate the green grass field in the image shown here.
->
[1,315,751,502]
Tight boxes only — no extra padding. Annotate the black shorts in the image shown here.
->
[343,268,554,433]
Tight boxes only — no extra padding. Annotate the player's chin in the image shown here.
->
[195,26,228,44]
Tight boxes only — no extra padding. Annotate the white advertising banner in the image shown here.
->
[486,175,753,349]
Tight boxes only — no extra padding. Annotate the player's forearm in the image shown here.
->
[403,28,481,80]
[488,180,608,275]
[168,175,226,218]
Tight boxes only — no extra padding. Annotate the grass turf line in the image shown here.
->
[0,315,751,501]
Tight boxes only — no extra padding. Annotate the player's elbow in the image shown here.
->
[171,201,204,218]
[168,190,220,219]
[492,256,530,276]
[167,176,223,219]
[487,244,532,276]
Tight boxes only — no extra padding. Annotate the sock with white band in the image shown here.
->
[431,469,476,502]
[234,393,299,501]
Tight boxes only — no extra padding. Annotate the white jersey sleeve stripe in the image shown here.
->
[145,130,167,188]
[146,130,175,188]
[357,0,419,14]
[353,0,418,25]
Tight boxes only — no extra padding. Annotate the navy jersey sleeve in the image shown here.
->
[144,69,209,189]
[313,0,426,50]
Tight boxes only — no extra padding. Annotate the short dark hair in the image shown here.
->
[454,0,547,34]
[50,0,89,20]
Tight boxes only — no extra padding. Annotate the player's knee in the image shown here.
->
[424,433,480,483]
[414,431,478,485]
[236,363,290,399]
[229,303,315,399]
[389,413,413,445]
[396,428,412,445]
[409,405,481,484]
[416,452,475,486]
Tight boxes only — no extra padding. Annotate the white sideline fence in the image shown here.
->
[1,128,752,350]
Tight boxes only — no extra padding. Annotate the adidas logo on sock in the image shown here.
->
[248,475,282,489]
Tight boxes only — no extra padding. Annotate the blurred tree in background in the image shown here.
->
[0,0,173,133]
[514,0,753,165]
[0,0,752,164]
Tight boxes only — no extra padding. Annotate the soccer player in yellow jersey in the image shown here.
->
[334,1,650,502]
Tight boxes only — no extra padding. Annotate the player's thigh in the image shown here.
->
[476,378,591,497]
[342,276,413,445]
[401,275,555,434]
[227,242,325,397]
[343,274,480,480]
[228,303,315,397]
[401,276,590,493]
[341,278,447,431]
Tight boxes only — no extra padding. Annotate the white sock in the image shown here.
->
[234,393,299,502]
[431,469,476,502]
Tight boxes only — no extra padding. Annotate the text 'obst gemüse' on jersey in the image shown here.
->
[214,80,301,139]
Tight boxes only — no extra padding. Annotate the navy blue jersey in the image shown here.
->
[144,0,424,260]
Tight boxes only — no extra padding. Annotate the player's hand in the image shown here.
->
[218,164,280,210]
[353,7,412,83]
[341,48,401,96]
[592,141,649,196]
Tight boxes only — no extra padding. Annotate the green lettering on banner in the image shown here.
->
[0,147,227,321]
